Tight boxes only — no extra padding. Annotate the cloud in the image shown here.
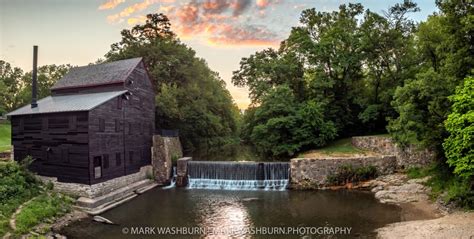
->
[207,24,280,46]
[107,0,160,23]
[256,0,269,8]
[230,0,251,16]
[202,0,230,14]
[99,0,126,10]
[108,0,283,46]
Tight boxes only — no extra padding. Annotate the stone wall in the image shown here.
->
[151,135,183,185]
[38,165,152,198]
[176,157,192,187]
[290,156,397,189]
[351,136,436,168]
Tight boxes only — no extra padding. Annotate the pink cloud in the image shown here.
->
[99,0,126,10]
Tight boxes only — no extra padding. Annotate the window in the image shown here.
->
[129,151,134,164]
[99,119,105,132]
[103,154,109,169]
[116,153,122,166]
[93,156,102,179]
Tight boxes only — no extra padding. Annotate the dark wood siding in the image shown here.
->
[51,84,125,95]
[11,112,90,184]
[88,96,126,184]
[88,61,154,183]
[122,61,155,175]
[10,59,155,185]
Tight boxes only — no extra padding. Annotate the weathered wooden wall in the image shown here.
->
[123,61,155,174]
[11,112,90,184]
[88,96,126,184]
[10,60,155,185]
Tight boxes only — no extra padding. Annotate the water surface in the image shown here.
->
[62,188,402,238]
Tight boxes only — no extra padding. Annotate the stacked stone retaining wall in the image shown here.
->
[290,156,396,189]
[351,136,436,168]
[38,165,152,198]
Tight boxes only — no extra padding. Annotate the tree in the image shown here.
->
[0,61,70,114]
[388,0,473,149]
[358,2,419,131]
[18,64,72,104]
[0,60,24,113]
[284,3,365,134]
[443,77,474,180]
[248,85,336,157]
[106,13,240,153]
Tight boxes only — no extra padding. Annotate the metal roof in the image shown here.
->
[51,57,142,90]
[7,90,128,116]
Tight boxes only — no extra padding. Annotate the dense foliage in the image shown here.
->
[234,1,423,157]
[0,159,41,235]
[105,14,240,153]
[234,0,473,205]
[443,77,474,180]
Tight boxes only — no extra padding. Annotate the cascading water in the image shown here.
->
[162,166,176,189]
[187,161,290,190]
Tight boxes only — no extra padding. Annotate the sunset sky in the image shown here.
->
[0,0,438,109]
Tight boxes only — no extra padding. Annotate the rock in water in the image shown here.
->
[93,216,115,225]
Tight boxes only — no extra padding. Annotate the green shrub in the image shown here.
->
[443,76,474,180]
[0,159,41,216]
[15,193,73,234]
[406,166,432,179]
[326,164,378,186]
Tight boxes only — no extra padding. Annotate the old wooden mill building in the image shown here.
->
[7,47,155,185]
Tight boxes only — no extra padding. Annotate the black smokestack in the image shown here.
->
[31,45,38,108]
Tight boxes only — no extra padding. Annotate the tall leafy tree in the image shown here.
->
[285,3,365,134]
[0,61,25,113]
[388,0,473,149]
[106,13,240,153]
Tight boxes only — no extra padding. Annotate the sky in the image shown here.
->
[0,0,438,109]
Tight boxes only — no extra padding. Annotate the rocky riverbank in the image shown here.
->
[365,173,474,239]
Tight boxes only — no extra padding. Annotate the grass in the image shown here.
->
[0,121,11,152]
[0,160,73,237]
[298,137,374,158]
[15,193,73,235]
[406,163,474,208]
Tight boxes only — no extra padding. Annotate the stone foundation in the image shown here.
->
[290,156,397,189]
[351,136,436,168]
[37,165,152,198]
[176,157,192,187]
[151,135,183,185]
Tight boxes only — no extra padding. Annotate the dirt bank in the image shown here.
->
[367,173,474,239]
[376,212,474,239]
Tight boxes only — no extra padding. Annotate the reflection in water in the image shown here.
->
[61,188,402,239]
[198,200,252,238]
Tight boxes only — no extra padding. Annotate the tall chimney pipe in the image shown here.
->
[31,45,38,108]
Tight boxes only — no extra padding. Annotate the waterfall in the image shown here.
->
[187,161,290,190]
[162,166,176,189]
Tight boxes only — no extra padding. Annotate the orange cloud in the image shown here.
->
[99,0,126,10]
[107,0,159,23]
[256,0,269,8]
